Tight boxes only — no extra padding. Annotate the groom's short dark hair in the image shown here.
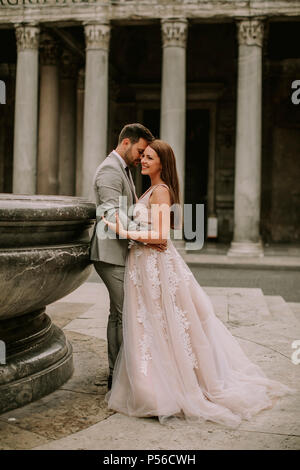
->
[118,123,154,144]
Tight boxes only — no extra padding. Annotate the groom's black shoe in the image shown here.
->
[107,374,112,391]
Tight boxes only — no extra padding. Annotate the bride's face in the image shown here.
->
[141,146,162,178]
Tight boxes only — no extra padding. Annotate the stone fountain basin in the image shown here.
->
[0,194,93,247]
[0,194,96,413]
[0,244,92,321]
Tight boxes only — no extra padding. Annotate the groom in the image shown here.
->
[90,123,166,390]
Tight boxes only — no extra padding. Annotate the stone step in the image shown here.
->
[287,302,300,322]
[203,287,271,327]
[264,296,297,322]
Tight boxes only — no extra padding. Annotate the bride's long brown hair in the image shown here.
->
[148,139,182,229]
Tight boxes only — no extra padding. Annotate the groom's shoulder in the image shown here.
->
[93,153,122,185]
[95,153,120,174]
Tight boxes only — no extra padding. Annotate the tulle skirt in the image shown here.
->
[105,240,296,428]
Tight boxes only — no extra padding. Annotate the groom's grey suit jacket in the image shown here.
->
[90,152,139,266]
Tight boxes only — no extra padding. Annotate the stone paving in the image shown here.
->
[0,279,299,450]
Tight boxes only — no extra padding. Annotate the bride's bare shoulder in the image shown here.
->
[150,185,171,205]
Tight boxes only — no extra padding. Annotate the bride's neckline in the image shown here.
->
[138,183,167,201]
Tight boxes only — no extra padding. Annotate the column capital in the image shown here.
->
[236,18,264,47]
[83,22,110,51]
[14,23,40,52]
[161,18,188,48]
[40,32,60,66]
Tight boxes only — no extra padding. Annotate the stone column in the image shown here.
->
[160,18,188,205]
[82,22,110,201]
[37,33,60,195]
[58,50,78,196]
[227,19,264,257]
[75,68,85,197]
[13,23,40,195]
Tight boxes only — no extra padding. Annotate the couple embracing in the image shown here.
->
[90,123,294,428]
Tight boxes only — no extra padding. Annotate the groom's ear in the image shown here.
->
[122,138,130,147]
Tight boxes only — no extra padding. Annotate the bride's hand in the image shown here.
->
[102,212,126,237]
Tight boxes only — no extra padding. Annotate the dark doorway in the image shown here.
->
[0,29,16,193]
[184,109,210,241]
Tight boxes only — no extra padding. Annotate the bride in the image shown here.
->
[102,139,295,428]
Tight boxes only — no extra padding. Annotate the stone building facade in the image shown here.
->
[0,1,300,255]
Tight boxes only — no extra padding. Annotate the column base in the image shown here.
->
[227,240,264,257]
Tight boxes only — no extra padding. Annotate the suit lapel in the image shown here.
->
[127,168,138,202]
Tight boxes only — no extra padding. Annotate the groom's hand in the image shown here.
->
[146,241,167,252]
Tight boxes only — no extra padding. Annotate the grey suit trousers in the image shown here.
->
[93,260,125,376]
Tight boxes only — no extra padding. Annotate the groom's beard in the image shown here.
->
[124,148,132,166]
[124,147,140,167]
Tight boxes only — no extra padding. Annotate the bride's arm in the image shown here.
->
[103,186,171,245]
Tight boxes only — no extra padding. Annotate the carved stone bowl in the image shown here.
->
[0,194,96,414]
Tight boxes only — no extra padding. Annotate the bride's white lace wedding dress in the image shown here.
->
[104,183,295,428]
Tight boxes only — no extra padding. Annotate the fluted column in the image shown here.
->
[160,18,188,204]
[82,22,110,201]
[58,50,78,196]
[13,23,40,194]
[75,68,85,196]
[228,19,264,257]
[37,33,60,195]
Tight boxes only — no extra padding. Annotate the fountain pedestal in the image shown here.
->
[0,194,95,414]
